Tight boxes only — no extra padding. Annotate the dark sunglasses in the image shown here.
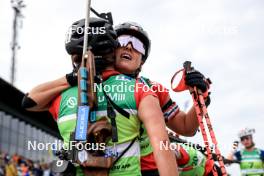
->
[240,136,251,141]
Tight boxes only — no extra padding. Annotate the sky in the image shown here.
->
[0,0,264,174]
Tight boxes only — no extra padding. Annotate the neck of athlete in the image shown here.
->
[105,66,115,70]
[245,143,255,151]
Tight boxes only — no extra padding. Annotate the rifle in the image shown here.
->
[51,0,121,174]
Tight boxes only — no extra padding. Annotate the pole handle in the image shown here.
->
[183,61,192,72]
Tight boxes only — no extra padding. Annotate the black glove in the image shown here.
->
[185,69,209,93]
[205,93,211,107]
[66,71,78,87]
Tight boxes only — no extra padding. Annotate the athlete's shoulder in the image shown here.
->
[139,76,166,88]
[234,150,241,154]
[138,76,171,107]
[256,148,264,158]
[62,86,78,94]
[134,78,158,108]
[49,94,62,120]
[49,86,78,119]
[60,86,78,106]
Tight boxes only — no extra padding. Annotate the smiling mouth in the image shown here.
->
[120,52,132,61]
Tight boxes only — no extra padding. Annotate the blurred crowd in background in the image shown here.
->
[0,151,53,176]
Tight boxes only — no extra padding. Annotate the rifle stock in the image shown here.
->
[86,49,97,109]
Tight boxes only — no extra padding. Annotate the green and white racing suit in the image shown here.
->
[49,70,157,176]
[234,148,264,176]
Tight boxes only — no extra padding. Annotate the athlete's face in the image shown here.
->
[241,135,253,148]
[115,43,143,75]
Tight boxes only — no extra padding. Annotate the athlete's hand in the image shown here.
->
[185,69,211,106]
[185,69,210,93]
[66,70,78,87]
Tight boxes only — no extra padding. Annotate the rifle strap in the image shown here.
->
[103,89,130,118]
[106,98,118,143]
[97,78,130,119]
[112,137,137,166]
[93,75,131,143]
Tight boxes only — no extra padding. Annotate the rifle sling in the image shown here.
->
[103,88,130,118]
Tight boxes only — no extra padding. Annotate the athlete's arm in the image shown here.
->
[138,95,178,176]
[147,80,199,137]
[22,76,70,111]
[227,150,241,161]
[158,90,198,136]
[167,106,199,137]
[166,68,210,136]
[226,153,234,160]
[226,141,240,161]
[260,150,264,162]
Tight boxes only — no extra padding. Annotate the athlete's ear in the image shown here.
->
[140,59,145,66]
[140,54,145,65]
[72,54,82,64]
[138,57,145,72]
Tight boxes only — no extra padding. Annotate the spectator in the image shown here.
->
[5,155,17,176]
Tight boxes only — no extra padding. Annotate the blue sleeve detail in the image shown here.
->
[260,150,264,161]
[234,151,241,161]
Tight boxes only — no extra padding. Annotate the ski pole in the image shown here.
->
[168,133,239,165]
[197,90,227,174]
[189,87,218,176]
[183,61,227,176]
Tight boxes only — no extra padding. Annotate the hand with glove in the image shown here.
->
[185,68,211,106]
[185,69,209,92]
[66,54,80,87]
[66,70,78,87]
